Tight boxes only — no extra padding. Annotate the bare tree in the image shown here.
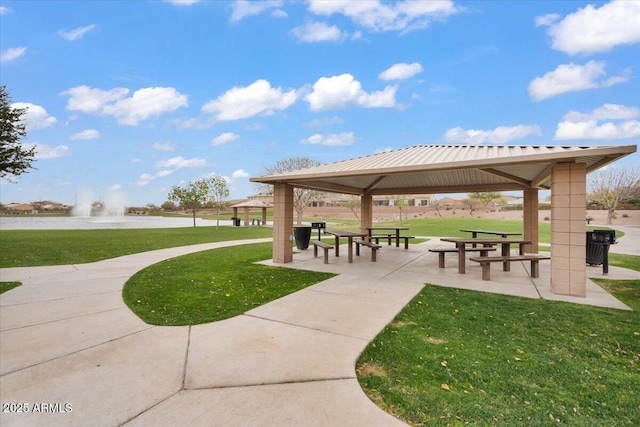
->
[432,198,444,217]
[588,167,640,224]
[257,157,322,224]
[344,195,361,220]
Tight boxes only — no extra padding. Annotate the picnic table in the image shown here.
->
[323,230,368,263]
[364,226,410,247]
[440,237,532,274]
[460,229,522,247]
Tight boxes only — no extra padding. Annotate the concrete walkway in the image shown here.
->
[2,233,639,426]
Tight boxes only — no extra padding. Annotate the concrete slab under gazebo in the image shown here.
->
[230,200,271,226]
[251,144,637,298]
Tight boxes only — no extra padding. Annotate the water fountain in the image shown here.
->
[72,189,126,223]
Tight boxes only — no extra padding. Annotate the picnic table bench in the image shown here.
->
[440,237,532,274]
[469,254,550,280]
[365,227,413,249]
[429,247,497,268]
[311,240,334,264]
[354,240,382,262]
[460,229,522,247]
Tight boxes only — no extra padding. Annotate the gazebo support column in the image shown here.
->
[272,183,293,263]
[243,207,250,226]
[361,194,373,238]
[261,207,267,225]
[523,188,539,253]
[550,163,587,297]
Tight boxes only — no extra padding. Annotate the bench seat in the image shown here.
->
[354,240,382,261]
[469,254,550,280]
[311,240,334,264]
[371,235,415,249]
[429,247,496,268]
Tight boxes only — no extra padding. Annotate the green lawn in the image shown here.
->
[123,242,334,325]
[0,282,21,294]
[0,226,272,267]
[357,278,640,426]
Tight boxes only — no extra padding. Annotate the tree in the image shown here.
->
[167,179,210,227]
[1,85,36,182]
[465,192,505,215]
[588,167,640,225]
[393,195,409,223]
[208,174,230,227]
[257,157,322,224]
[344,195,361,220]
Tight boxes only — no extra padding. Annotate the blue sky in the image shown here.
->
[1,0,639,206]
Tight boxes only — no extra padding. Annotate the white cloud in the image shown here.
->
[62,85,188,125]
[11,102,57,130]
[24,143,69,159]
[201,79,297,121]
[443,125,542,144]
[136,169,174,186]
[58,24,97,41]
[305,73,396,111]
[563,104,640,122]
[555,120,640,140]
[164,0,201,5]
[527,61,628,101]
[153,142,175,151]
[301,132,355,146]
[542,1,640,55]
[535,13,559,27]
[555,103,640,140]
[108,184,122,192]
[155,156,206,169]
[0,6,10,15]
[156,170,174,178]
[1,47,27,63]
[231,0,283,22]
[307,0,461,33]
[71,129,100,140]
[211,132,239,146]
[291,21,344,43]
[231,169,249,180]
[379,62,423,81]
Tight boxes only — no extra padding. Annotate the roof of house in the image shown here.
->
[251,145,637,195]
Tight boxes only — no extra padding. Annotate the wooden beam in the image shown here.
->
[532,164,553,189]
[480,168,532,186]
[368,183,526,195]
[365,176,387,193]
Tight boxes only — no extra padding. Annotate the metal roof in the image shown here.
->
[251,144,637,195]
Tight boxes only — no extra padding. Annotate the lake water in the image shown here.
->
[0,216,231,230]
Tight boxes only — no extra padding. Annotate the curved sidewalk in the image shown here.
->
[0,238,419,427]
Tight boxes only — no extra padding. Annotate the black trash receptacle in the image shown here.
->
[231,217,241,227]
[586,231,604,265]
[293,226,312,250]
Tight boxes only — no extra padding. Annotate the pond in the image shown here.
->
[0,215,228,230]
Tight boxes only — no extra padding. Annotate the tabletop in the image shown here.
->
[460,229,522,236]
[324,230,367,238]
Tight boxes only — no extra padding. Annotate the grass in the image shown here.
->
[357,276,640,426]
[0,226,272,267]
[0,282,21,294]
[122,242,335,326]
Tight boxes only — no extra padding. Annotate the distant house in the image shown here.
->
[6,203,35,214]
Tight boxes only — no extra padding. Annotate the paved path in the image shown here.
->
[1,238,418,426]
[2,231,639,426]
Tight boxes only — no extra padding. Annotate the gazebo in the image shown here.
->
[230,199,271,226]
[251,144,636,298]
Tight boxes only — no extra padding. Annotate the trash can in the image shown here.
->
[586,230,616,274]
[231,217,241,227]
[293,226,312,250]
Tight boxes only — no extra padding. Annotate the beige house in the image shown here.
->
[251,144,637,298]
